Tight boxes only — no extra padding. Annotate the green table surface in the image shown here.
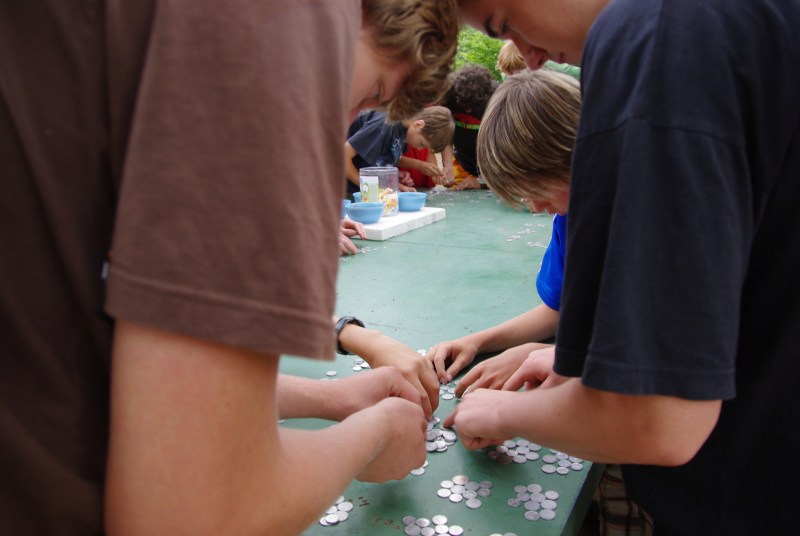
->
[280,189,602,535]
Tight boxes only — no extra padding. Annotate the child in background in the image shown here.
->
[438,63,499,190]
[496,40,581,81]
[345,105,454,195]
[429,69,649,536]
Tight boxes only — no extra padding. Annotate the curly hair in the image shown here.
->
[362,0,460,121]
[446,63,498,118]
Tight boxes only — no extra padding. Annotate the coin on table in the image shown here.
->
[452,474,469,485]
[440,480,454,488]
[449,525,464,535]
[466,498,482,509]
[437,488,452,498]
[527,483,543,493]
[431,515,447,526]
[524,510,541,521]
[541,464,557,474]
[556,466,570,475]
[338,501,354,512]
[540,499,557,510]
[404,525,422,536]
[421,528,435,536]
[540,509,557,521]
[402,515,416,525]
[544,490,559,500]
[448,493,463,503]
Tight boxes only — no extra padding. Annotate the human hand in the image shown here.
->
[443,388,516,450]
[503,346,567,392]
[398,183,417,192]
[454,177,481,190]
[340,219,367,239]
[427,339,480,384]
[339,232,359,256]
[399,170,415,187]
[353,397,428,482]
[369,347,440,418]
[328,366,425,421]
[418,160,442,178]
[455,344,542,397]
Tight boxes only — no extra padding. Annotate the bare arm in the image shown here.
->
[445,355,721,465]
[277,367,423,420]
[338,322,439,417]
[429,303,559,382]
[106,321,427,535]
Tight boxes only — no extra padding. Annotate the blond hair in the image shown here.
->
[477,70,581,208]
[362,0,460,121]
[415,105,455,153]
[496,40,526,77]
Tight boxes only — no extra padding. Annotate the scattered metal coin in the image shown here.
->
[524,510,541,521]
[540,509,557,521]
[541,464,557,474]
[404,525,422,536]
[524,500,540,511]
[452,474,469,485]
[540,499,558,511]
[465,498,482,509]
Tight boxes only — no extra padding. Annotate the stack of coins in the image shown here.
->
[435,474,492,510]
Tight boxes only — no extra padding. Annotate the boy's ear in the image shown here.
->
[414,119,426,130]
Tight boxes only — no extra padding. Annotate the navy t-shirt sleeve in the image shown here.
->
[536,215,566,311]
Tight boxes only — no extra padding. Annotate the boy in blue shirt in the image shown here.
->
[344,105,454,194]
[429,69,649,535]
[428,70,578,389]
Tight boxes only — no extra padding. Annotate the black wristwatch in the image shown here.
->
[334,316,365,355]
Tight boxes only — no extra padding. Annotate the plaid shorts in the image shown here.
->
[593,464,653,536]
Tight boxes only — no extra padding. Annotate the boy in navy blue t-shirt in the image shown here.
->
[344,106,453,194]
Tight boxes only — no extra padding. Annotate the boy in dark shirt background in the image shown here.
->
[345,105,454,194]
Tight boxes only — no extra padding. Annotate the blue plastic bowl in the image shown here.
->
[346,202,384,224]
[398,192,427,212]
[341,199,351,218]
[352,191,362,203]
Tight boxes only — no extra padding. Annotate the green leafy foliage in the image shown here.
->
[455,27,505,81]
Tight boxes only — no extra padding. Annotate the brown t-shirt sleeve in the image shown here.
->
[106,0,359,360]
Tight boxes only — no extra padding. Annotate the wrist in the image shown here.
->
[335,316,365,355]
